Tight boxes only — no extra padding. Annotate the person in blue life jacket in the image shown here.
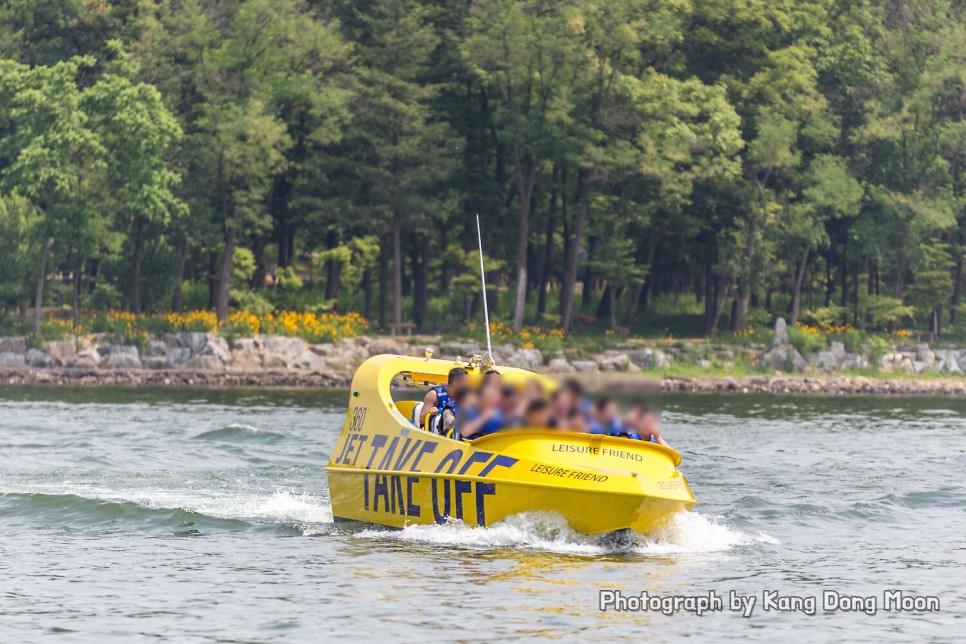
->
[418,367,469,433]
[630,402,669,446]
[589,397,637,437]
[561,378,593,417]
[457,381,506,440]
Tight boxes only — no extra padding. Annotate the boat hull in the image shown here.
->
[325,354,697,535]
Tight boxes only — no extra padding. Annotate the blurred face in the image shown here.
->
[551,391,573,420]
[599,401,620,423]
[481,384,501,408]
[623,406,643,429]
[502,388,521,412]
[524,407,551,428]
[637,411,660,436]
[523,380,544,400]
[450,375,468,396]
[461,390,480,412]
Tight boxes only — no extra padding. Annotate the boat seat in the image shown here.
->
[411,402,423,427]
[393,400,423,428]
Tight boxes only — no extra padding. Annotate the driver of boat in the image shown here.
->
[456,383,505,440]
[418,367,469,432]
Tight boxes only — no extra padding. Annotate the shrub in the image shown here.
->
[788,323,827,355]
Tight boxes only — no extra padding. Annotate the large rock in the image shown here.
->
[142,356,169,370]
[0,337,26,355]
[842,353,870,370]
[915,343,936,366]
[368,338,408,355]
[811,350,841,371]
[0,351,26,367]
[439,342,481,359]
[938,356,962,374]
[182,355,226,371]
[291,350,325,371]
[26,348,56,368]
[571,360,600,374]
[165,347,192,368]
[762,343,807,373]
[144,340,168,358]
[829,342,847,360]
[771,317,789,348]
[629,348,670,369]
[504,348,543,371]
[229,338,263,371]
[177,332,209,354]
[332,338,370,367]
[262,335,306,368]
[104,345,142,369]
[69,348,102,368]
[199,334,231,364]
[594,351,630,372]
[45,340,76,365]
[547,358,575,374]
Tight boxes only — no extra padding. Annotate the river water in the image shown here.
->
[0,387,963,642]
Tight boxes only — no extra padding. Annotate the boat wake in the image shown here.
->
[354,510,778,556]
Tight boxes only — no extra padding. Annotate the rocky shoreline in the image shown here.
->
[3,322,966,396]
[3,365,966,397]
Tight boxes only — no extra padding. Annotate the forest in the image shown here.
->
[0,0,963,339]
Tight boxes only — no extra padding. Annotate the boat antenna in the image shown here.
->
[476,214,494,365]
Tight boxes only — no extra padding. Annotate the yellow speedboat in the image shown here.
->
[325,353,697,535]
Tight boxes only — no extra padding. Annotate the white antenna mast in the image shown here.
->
[476,214,494,364]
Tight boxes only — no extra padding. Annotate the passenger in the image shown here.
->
[561,378,592,416]
[457,381,505,440]
[548,388,575,429]
[523,398,552,428]
[500,384,525,426]
[483,369,502,390]
[418,367,468,432]
[591,397,624,435]
[565,407,590,433]
[522,379,545,403]
[634,403,669,446]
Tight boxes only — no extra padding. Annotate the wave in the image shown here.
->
[0,491,253,534]
[191,424,286,443]
[0,485,332,536]
[354,510,778,556]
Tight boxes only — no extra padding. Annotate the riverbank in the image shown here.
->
[7,366,966,397]
[5,322,966,396]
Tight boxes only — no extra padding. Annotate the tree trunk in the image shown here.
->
[33,237,54,336]
[511,150,538,331]
[893,230,907,301]
[561,168,590,333]
[216,219,236,323]
[171,237,187,313]
[634,233,660,320]
[378,235,389,330]
[412,234,428,331]
[951,256,963,326]
[582,236,595,308]
[362,268,372,321]
[131,216,145,315]
[789,243,811,326]
[72,258,81,329]
[392,214,403,326]
[536,167,558,319]
[703,256,717,335]
[324,231,340,302]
